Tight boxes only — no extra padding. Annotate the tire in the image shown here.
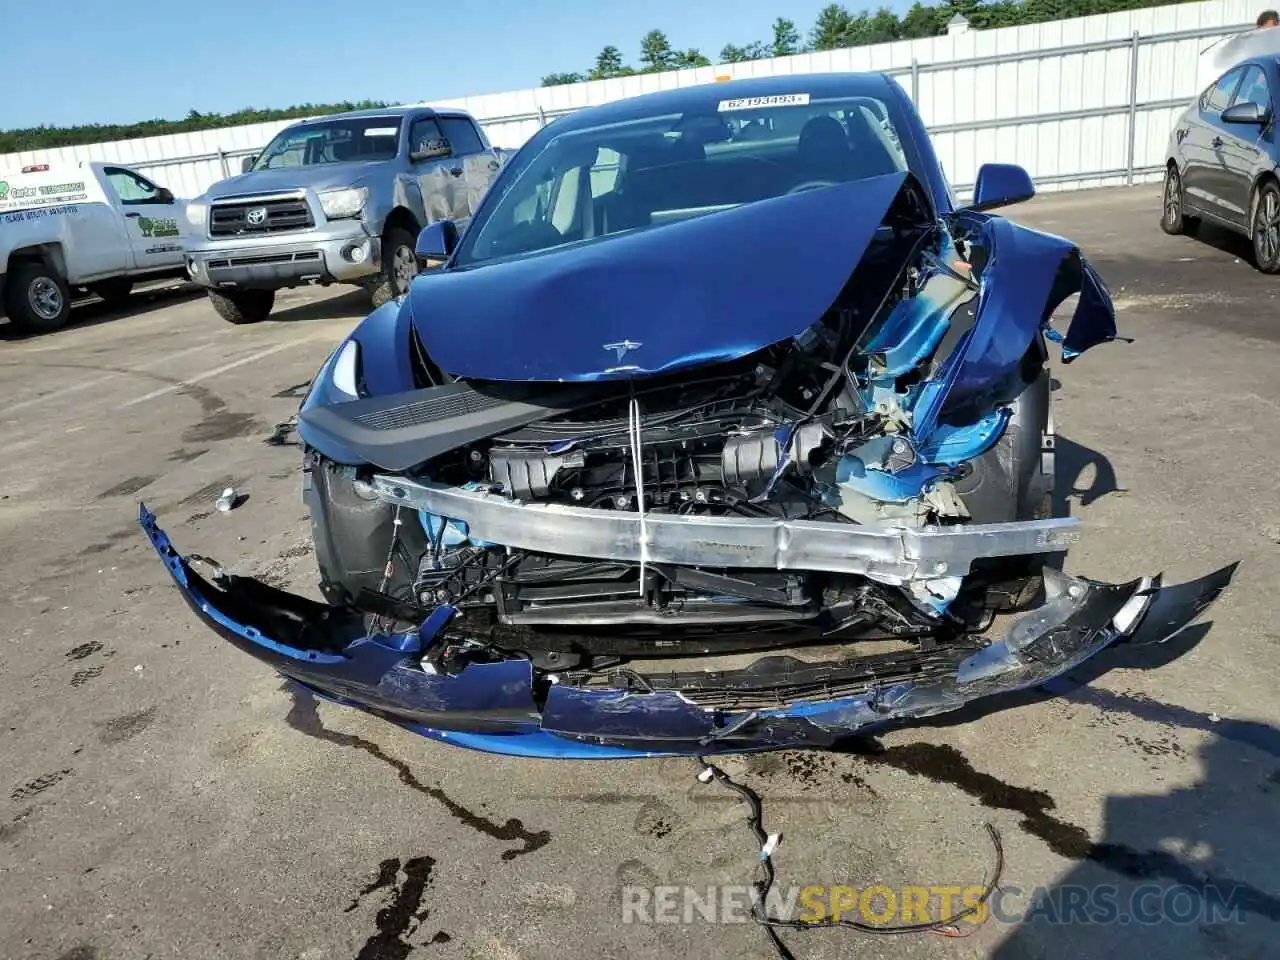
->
[2,260,71,334]
[369,226,418,308]
[1251,180,1280,273]
[306,455,428,608]
[89,277,134,307]
[1160,164,1199,236]
[208,288,274,324]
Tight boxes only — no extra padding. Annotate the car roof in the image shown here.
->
[547,72,901,133]
[293,105,472,124]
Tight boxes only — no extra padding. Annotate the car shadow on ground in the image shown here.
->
[0,281,204,342]
[266,288,372,324]
[830,432,1277,958]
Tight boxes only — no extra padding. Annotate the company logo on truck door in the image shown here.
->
[0,181,8,201]
[137,216,181,238]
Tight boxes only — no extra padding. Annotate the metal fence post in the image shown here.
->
[217,148,229,179]
[537,106,547,129]
[1126,31,1140,186]
[910,58,920,105]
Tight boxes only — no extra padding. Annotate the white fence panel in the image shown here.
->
[0,0,1259,198]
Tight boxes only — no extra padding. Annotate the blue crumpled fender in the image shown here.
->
[911,212,1118,443]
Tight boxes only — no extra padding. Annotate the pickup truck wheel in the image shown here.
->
[3,261,71,334]
[208,289,274,324]
[89,277,134,307]
[370,227,418,308]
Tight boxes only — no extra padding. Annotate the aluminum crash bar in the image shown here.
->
[370,476,1082,584]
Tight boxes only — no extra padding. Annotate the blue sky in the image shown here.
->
[0,0,912,129]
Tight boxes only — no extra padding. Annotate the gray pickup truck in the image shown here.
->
[183,106,506,324]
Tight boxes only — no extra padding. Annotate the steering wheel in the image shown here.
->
[786,179,840,195]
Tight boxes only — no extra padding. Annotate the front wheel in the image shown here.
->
[1251,180,1280,273]
[369,227,419,308]
[306,455,428,608]
[3,260,71,334]
[208,288,275,324]
[1160,165,1198,236]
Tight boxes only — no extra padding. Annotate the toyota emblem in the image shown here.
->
[245,206,268,226]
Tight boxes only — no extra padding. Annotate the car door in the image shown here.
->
[1182,66,1244,220]
[435,116,503,227]
[101,167,186,272]
[1218,63,1274,221]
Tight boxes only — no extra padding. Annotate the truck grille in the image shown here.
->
[209,196,314,236]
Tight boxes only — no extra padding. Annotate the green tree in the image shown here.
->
[900,2,946,38]
[541,72,585,86]
[590,45,628,79]
[772,17,800,56]
[720,43,751,62]
[639,29,675,71]
[672,48,712,69]
[810,3,854,50]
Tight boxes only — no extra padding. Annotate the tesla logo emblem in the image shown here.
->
[245,207,268,226]
[604,340,642,363]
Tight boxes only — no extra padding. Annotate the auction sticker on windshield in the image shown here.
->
[718,94,810,112]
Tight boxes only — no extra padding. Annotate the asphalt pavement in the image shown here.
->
[1,186,1277,960]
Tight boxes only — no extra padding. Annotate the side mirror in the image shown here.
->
[1222,101,1266,124]
[410,138,453,163]
[241,155,258,173]
[967,162,1036,212]
[155,187,175,204]
[416,220,458,266]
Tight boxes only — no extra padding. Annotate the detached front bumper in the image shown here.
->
[186,225,380,290]
[139,504,1236,759]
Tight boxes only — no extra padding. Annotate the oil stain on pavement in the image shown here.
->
[346,856,437,960]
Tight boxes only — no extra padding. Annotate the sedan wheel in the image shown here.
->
[1160,166,1196,236]
[1253,182,1280,273]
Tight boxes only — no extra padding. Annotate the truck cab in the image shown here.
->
[0,162,189,333]
[183,106,506,324]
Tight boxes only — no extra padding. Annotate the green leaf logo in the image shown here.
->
[0,181,9,201]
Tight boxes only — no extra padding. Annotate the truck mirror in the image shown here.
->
[241,155,258,173]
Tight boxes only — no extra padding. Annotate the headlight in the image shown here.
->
[319,187,368,220]
[184,202,207,229]
[331,340,360,397]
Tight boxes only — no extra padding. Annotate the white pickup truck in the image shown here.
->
[0,161,189,333]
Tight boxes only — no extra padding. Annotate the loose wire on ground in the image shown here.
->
[694,756,1005,960]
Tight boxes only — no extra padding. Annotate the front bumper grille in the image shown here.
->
[209,195,314,236]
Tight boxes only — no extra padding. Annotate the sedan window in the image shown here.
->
[460,94,911,266]
[1233,65,1271,111]
[1203,67,1244,113]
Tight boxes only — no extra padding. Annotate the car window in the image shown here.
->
[104,167,164,204]
[409,117,445,158]
[253,117,403,170]
[437,117,486,156]
[1233,65,1271,111]
[1203,67,1244,113]
[459,93,911,266]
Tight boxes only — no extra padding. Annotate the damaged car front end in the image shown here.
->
[142,74,1237,757]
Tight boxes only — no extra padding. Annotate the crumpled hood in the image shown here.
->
[410,172,916,382]
[203,161,392,200]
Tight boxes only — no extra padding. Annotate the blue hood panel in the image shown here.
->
[410,172,913,382]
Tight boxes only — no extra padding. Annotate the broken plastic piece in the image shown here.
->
[215,487,238,513]
[760,833,781,860]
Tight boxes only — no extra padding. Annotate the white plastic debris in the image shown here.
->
[1209,712,1221,723]
[760,833,781,860]
[697,766,715,784]
[215,487,238,512]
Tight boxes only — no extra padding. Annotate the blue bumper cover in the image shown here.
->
[140,504,1236,759]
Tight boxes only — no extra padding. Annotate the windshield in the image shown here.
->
[457,94,911,266]
[252,117,403,170]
